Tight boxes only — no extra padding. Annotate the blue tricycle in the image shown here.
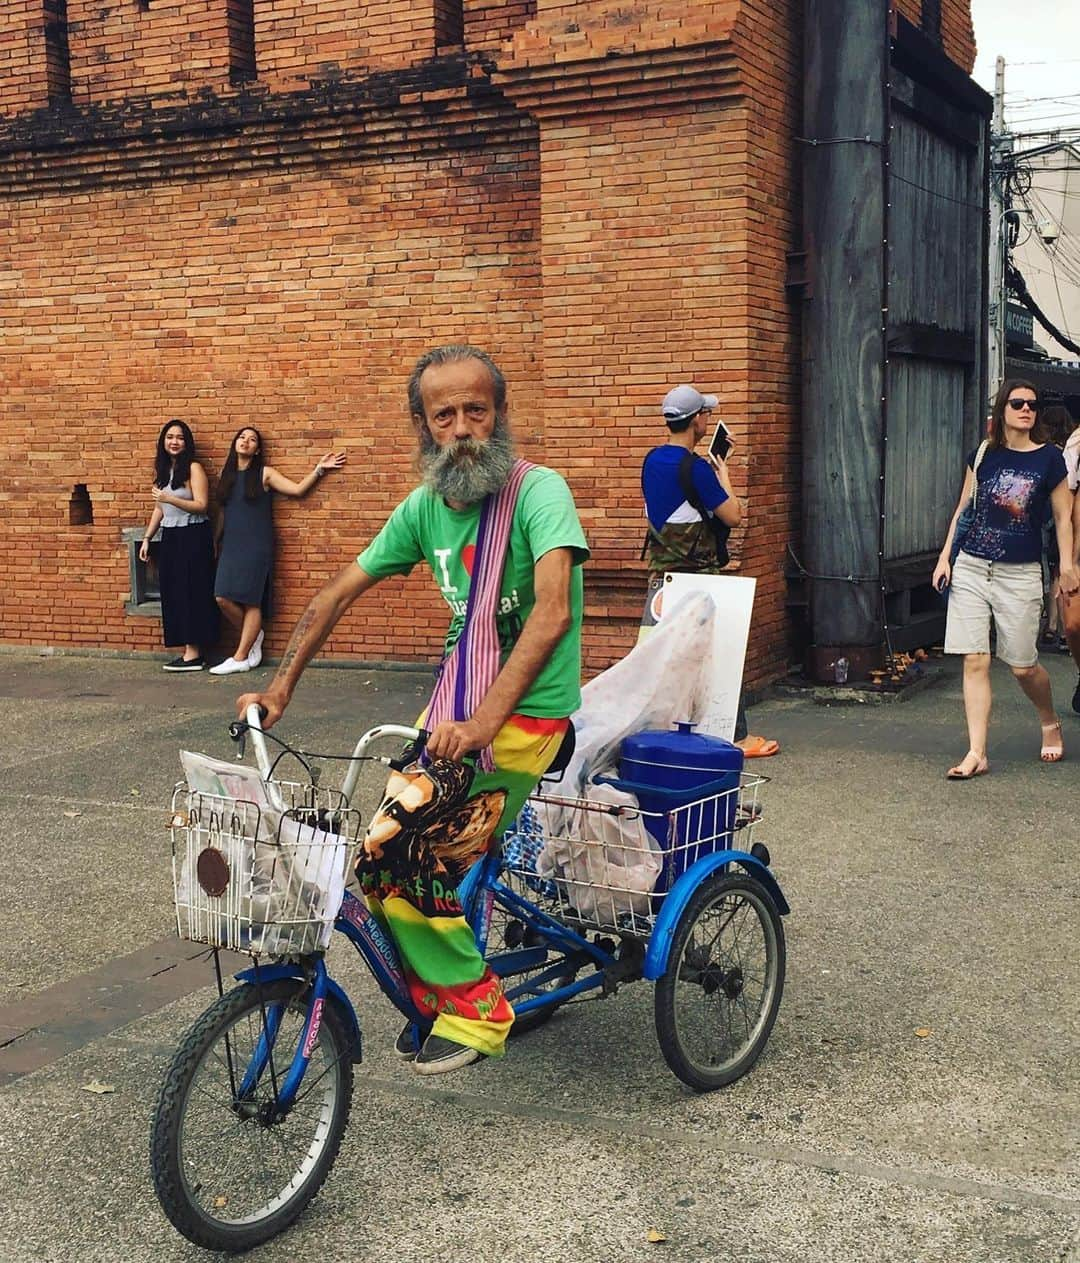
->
[150,706,788,1252]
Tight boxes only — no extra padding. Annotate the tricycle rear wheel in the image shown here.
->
[654,872,784,1091]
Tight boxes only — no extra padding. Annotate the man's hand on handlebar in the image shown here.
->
[236,689,287,729]
[425,717,494,763]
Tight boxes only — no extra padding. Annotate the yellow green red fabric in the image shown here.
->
[354,713,569,1056]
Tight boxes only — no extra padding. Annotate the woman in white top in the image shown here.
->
[139,420,219,671]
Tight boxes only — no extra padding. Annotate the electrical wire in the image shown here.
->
[1007,261,1080,355]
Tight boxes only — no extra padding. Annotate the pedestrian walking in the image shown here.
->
[210,427,345,676]
[932,380,1078,777]
[139,420,219,672]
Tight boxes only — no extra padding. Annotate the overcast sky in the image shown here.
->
[970,0,1080,134]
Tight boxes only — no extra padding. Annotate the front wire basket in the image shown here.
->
[170,778,364,958]
[500,772,767,938]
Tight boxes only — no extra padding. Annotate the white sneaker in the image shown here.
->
[209,657,251,675]
[246,630,264,668]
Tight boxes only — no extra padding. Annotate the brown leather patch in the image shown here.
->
[196,846,230,898]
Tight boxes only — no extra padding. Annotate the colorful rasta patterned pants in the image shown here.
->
[354,714,569,1057]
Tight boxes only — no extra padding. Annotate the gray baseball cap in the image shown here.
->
[661,384,718,422]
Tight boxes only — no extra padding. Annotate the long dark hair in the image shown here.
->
[218,426,266,503]
[988,378,1044,450]
[1039,403,1074,448]
[154,419,196,489]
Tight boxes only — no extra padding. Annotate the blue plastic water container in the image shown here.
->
[596,722,744,893]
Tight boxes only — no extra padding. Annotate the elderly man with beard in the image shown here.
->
[238,345,589,1073]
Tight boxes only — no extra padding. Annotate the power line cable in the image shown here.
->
[1007,261,1080,355]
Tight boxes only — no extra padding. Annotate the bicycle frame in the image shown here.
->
[225,707,787,1110]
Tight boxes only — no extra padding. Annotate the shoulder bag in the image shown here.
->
[949,439,990,565]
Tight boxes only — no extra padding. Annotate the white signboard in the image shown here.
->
[657,572,756,740]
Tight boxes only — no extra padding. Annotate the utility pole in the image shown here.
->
[987,55,1013,397]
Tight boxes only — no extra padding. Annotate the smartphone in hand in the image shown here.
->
[709,417,733,462]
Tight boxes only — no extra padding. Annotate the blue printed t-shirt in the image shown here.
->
[641,446,728,531]
[962,443,1067,564]
[357,467,590,717]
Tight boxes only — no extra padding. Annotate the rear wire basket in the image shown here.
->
[169,779,363,958]
[501,772,767,937]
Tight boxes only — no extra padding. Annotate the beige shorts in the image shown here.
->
[944,552,1043,667]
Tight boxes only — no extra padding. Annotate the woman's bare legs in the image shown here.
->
[1011,662,1063,761]
[949,653,991,777]
[237,605,262,661]
[215,596,261,661]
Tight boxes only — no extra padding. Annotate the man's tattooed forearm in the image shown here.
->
[275,605,319,680]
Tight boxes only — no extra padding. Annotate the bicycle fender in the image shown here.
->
[233,964,363,1062]
[643,852,789,981]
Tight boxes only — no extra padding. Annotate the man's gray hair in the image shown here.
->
[407,344,508,421]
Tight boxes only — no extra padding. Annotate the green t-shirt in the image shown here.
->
[357,466,590,717]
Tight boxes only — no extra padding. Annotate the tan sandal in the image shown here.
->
[946,752,989,780]
[1040,720,1064,763]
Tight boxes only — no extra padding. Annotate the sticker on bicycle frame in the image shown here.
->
[302,998,324,1059]
[338,893,410,995]
[196,846,230,898]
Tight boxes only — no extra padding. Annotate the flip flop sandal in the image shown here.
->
[1040,720,1064,763]
[737,735,781,758]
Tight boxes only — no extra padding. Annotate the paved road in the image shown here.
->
[0,648,1077,1262]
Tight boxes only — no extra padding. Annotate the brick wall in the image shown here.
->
[66,0,234,105]
[254,0,444,91]
[893,0,976,71]
[0,122,541,663]
[0,0,978,685]
[0,1,53,115]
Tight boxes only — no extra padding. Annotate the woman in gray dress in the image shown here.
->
[210,427,345,675]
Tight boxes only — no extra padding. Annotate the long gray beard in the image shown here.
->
[419,421,516,504]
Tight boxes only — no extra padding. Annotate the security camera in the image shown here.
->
[1037,218,1060,244]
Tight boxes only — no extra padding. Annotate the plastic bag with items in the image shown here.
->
[533,591,718,924]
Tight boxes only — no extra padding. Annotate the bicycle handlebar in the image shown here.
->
[229,705,430,801]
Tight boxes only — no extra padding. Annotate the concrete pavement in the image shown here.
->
[0,646,1077,1263]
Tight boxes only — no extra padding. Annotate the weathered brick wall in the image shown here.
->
[893,0,976,71]
[0,106,541,664]
[0,1,53,115]
[0,0,978,686]
[254,0,442,91]
[66,0,234,104]
[463,0,535,53]
[492,0,799,685]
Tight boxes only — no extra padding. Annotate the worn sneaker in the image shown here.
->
[163,656,204,672]
[412,1034,483,1075]
[209,657,251,676]
[394,1023,428,1061]
[1072,674,1080,715]
[246,630,265,669]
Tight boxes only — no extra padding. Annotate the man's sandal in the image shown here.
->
[1040,720,1064,763]
[946,752,989,780]
[736,735,781,758]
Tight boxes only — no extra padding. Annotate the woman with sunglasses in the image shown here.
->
[932,379,1077,778]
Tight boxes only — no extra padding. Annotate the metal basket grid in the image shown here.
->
[501,772,767,938]
[170,779,363,958]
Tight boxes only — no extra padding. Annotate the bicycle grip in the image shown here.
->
[387,728,430,771]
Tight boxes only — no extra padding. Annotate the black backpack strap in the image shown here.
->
[677,451,709,519]
[677,451,731,568]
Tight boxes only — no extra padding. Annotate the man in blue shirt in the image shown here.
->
[640,384,778,756]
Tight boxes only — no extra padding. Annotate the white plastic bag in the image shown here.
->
[535,781,661,928]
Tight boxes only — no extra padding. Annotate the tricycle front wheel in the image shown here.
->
[654,872,785,1091]
[150,978,353,1252]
